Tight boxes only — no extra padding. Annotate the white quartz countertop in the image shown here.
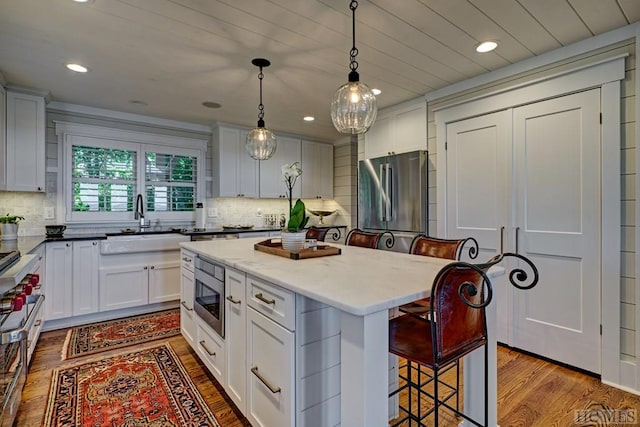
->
[181,238,505,316]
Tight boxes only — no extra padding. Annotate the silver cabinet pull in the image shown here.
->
[226,295,241,305]
[515,226,520,254]
[199,340,216,357]
[255,293,275,305]
[180,301,193,311]
[251,366,281,394]
[500,226,505,254]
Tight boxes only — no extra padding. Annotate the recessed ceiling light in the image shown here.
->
[476,41,498,53]
[72,0,94,3]
[303,116,315,122]
[202,101,222,109]
[66,63,89,73]
[371,88,381,96]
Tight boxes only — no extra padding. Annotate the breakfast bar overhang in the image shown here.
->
[181,237,506,426]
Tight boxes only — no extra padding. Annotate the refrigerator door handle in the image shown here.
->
[379,163,386,221]
[385,163,392,221]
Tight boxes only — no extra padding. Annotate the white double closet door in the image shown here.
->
[445,89,601,374]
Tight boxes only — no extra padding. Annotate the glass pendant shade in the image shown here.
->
[245,125,277,160]
[331,0,377,135]
[247,58,276,160]
[331,80,377,134]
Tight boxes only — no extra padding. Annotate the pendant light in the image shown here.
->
[330,0,377,135]
[246,58,277,160]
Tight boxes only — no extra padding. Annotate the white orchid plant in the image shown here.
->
[281,162,309,231]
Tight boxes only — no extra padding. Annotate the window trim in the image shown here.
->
[55,121,207,224]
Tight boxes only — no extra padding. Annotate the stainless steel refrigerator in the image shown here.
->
[358,150,428,235]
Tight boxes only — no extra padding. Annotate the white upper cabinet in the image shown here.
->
[2,90,46,192]
[259,136,301,199]
[364,99,427,159]
[212,125,259,198]
[301,140,333,199]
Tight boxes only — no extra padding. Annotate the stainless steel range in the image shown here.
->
[0,250,44,426]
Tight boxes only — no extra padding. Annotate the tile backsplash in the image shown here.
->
[0,191,349,236]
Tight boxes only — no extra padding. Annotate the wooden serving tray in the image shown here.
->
[254,239,341,260]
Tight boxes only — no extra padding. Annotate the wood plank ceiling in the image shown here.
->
[0,0,638,141]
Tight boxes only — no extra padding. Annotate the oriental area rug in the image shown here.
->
[43,343,221,427]
[61,308,180,360]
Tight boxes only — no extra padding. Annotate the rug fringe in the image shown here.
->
[60,329,72,361]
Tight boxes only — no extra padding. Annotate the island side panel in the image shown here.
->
[340,309,389,427]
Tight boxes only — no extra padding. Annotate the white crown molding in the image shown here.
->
[48,101,212,134]
[5,84,51,102]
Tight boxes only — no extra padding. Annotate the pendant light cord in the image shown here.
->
[349,0,358,73]
[257,66,265,123]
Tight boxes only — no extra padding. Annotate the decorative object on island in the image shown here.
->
[0,214,24,241]
[255,239,341,260]
[281,162,309,252]
[330,0,377,134]
[307,209,337,225]
[245,58,277,160]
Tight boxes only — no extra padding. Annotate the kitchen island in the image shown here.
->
[181,237,505,426]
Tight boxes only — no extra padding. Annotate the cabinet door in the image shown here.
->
[246,307,294,427]
[301,141,333,199]
[225,268,247,412]
[5,91,45,192]
[259,136,301,198]
[395,103,427,154]
[148,260,180,304]
[364,115,394,159]
[180,265,196,346]
[45,242,73,320]
[72,240,100,316]
[99,264,148,311]
[217,127,259,198]
[238,129,259,198]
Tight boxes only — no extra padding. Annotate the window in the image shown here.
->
[58,123,206,224]
[145,151,197,212]
[72,145,137,213]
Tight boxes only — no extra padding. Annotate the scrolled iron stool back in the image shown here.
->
[389,252,538,427]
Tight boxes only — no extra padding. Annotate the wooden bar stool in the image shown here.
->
[305,226,329,242]
[345,228,395,249]
[401,235,479,315]
[389,253,539,427]
[389,262,491,427]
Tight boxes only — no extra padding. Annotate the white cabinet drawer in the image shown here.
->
[196,317,225,386]
[247,275,295,331]
[181,249,195,272]
[246,307,294,427]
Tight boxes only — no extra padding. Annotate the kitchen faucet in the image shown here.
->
[135,194,149,231]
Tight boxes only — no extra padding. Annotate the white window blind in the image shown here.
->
[145,151,197,212]
[72,145,137,212]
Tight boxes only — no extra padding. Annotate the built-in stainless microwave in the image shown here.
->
[194,256,224,338]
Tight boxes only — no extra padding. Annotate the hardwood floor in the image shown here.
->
[15,329,251,427]
[15,329,640,426]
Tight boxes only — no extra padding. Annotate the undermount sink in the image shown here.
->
[100,233,190,254]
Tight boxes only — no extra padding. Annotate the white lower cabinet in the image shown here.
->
[196,316,226,385]
[180,250,196,346]
[99,251,180,311]
[45,240,100,320]
[246,307,294,427]
[99,264,149,311]
[187,261,344,427]
[71,240,100,316]
[225,267,247,412]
